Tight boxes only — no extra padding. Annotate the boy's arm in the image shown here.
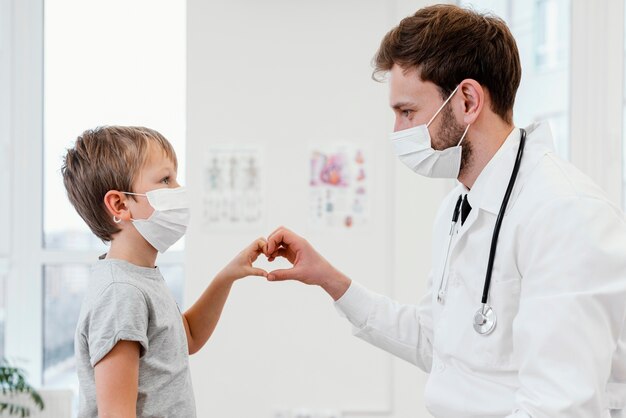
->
[94,340,140,418]
[182,273,235,355]
[182,238,267,354]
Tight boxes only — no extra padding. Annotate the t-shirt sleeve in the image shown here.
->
[86,282,150,367]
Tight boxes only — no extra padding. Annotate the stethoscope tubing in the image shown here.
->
[480,128,527,304]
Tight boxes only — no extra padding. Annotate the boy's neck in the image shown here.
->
[106,235,158,268]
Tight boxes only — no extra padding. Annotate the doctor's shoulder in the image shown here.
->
[513,149,626,269]
[519,150,622,216]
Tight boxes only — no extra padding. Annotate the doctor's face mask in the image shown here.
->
[390,84,470,179]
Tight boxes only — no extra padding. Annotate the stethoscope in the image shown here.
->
[437,128,527,335]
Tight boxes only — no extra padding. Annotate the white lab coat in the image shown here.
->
[335,122,626,417]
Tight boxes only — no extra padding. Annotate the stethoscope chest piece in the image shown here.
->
[473,304,497,335]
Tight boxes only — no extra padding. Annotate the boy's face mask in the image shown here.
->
[123,187,190,253]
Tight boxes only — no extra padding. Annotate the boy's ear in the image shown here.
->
[104,190,131,222]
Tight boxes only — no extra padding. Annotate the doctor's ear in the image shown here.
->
[458,79,484,125]
[104,190,131,223]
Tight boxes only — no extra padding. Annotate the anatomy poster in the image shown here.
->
[202,146,264,229]
[309,143,369,228]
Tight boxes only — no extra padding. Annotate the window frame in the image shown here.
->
[5,0,44,384]
[570,0,624,205]
[0,0,13,362]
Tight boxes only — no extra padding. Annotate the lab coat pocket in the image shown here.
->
[470,277,521,369]
[436,276,521,371]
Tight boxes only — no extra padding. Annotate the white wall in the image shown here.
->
[186,0,442,417]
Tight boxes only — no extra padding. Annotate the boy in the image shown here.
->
[62,126,267,417]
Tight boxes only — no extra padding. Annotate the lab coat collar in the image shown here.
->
[458,121,556,216]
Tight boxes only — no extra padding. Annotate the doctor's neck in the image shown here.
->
[458,116,515,190]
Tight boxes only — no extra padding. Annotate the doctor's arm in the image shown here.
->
[265,227,434,371]
[508,197,626,417]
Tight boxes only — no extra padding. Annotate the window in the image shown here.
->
[42,264,185,389]
[41,0,187,396]
[44,0,187,251]
[535,0,568,71]
[43,265,89,387]
[459,0,571,159]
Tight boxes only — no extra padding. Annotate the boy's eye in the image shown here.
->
[161,176,170,184]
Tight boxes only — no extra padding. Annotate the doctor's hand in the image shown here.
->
[264,226,351,301]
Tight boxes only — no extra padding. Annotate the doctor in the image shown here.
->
[264,4,626,418]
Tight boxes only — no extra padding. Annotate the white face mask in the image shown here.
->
[123,187,190,253]
[390,84,470,179]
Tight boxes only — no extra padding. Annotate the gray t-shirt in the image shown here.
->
[75,259,196,418]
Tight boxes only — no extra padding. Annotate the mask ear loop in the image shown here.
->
[425,84,471,147]
[113,192,143,224]
[426,84,461,128]
[457,123,471,146]
[121,191,146,222]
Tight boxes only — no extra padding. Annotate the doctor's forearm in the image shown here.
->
[335,281,434,370]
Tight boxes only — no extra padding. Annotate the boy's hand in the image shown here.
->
[218,238,268,281]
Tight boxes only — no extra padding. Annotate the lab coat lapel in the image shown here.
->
[447,131,519,250]
[447,122,557,260]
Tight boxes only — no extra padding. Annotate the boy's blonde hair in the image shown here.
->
[61,126,178,242]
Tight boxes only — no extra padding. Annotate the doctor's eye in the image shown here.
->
[401,109,414,118]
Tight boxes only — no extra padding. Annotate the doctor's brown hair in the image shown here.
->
[61,126,178,242]
[374,4,521,124]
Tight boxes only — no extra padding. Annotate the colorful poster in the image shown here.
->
[202,146,263,229]
[309,144,369,228]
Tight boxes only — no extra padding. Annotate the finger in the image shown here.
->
[266,226,291,254]
[268,248,291,262]
[266,227,299,255]
[255,237,268,251]
[253,237,268,256]
[247,238,268,263]
[246,267,268,278]
[267,267,300,282]
[267,225,285,240]
[269,248,289,258]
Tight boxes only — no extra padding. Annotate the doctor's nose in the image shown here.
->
[393,117,409,133]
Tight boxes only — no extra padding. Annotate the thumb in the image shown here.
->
[267,268,300,282]
[246,267,268,278]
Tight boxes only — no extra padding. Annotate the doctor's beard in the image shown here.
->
[435,104,473,175]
